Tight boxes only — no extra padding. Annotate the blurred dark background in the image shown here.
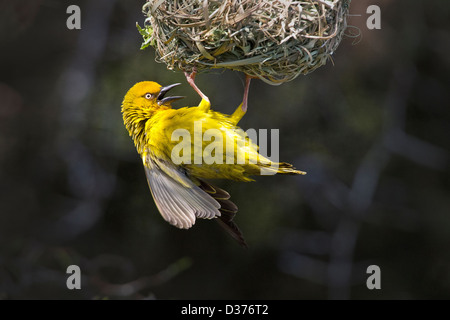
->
[1,0,449,299]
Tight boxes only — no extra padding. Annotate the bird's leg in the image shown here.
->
[241,74,252,113]
[230,74,254,124]
[184,68,210,110]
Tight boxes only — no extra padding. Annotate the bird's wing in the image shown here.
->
[144,157,221,229]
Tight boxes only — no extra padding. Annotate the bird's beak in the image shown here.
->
[157,83,185,105]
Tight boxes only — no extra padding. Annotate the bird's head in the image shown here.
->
[122,81,184,111]
[121,81,184,152]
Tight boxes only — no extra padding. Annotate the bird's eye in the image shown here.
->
[144,93,153,100]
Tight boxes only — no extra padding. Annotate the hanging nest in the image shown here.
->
[138,0,351,85]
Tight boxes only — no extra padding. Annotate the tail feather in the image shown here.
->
[277,162,307,175]
[258,161,307,176]
[198,180,248,248]
[215,215,248,248]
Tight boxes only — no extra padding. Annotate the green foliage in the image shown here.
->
[136,22,155,50]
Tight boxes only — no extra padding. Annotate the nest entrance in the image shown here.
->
[139,0,351,85]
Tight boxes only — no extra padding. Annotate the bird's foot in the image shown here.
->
[184,67,210,104]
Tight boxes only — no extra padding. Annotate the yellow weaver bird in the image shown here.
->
[121,72,305,247]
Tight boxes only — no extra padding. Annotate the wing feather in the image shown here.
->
[144,159,220,229]
[149,169,192,227]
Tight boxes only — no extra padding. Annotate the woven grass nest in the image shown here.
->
[138,0,351,85]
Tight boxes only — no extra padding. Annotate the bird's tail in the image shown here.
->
[198,179,248,248]
[258,161,306,176]
[276,162,306,175]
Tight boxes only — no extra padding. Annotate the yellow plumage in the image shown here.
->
[121,79,305,247]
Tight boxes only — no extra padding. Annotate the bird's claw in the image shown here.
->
[184,67,197,84]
